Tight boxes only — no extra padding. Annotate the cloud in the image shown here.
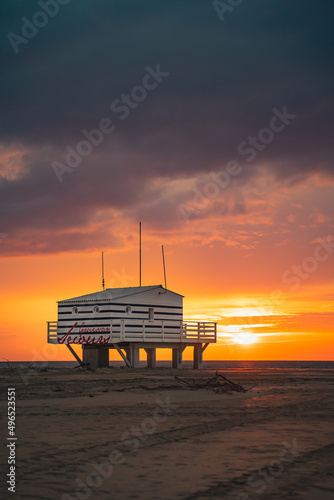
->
[1,0,334,255]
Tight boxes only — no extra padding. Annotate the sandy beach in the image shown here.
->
[1,365,334,500]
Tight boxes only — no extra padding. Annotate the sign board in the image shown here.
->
[57,322,111,345]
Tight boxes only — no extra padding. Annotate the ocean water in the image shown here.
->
[1,360,333,369]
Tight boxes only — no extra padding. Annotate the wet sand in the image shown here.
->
[1,366,334,499]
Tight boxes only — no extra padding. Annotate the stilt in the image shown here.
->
[172,348,183,369]
[98,348,109,367]
[193,344,203,369]
[145,348,156,368]
[128,345,140,368]
[82,346,109,369]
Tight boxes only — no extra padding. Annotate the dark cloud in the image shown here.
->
[0,0,333,254]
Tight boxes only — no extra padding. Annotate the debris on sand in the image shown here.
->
[109,371,250,393]
[175,371,248,393]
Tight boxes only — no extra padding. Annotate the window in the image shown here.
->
[125,305,132,315]
[93,305,100,314]
[148,308,154,321]
[72,307,78,314]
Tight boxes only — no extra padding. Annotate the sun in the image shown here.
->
[221,325,258,345]
[234,331,258,345]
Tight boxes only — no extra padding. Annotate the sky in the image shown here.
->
[0,0,333,361]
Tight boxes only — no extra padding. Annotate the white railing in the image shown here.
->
[111,320,216,343]
[182,321,217,342]
[47,320,217,344]
[110,320,181,342]
[47,321,58,344]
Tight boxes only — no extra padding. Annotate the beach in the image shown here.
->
[1,365,334,499]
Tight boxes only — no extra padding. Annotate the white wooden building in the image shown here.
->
[47,285,216,369]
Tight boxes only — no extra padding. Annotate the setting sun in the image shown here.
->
[233,331,258,345]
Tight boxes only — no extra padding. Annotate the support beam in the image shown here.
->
[113,344,131,368]
[193,344,203,370]
[202,343,209,353]
[172,348,183,369]
[128,344,140,368]
[98,348,109,368]
[82,347,109,369]
[66,344,85,367]
[145,348,156,368]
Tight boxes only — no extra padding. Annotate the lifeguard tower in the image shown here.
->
[47,285,217,369]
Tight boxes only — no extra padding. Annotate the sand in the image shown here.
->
[1,365,334,499]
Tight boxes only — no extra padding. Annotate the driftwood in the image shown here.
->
[110,372,249,393]
[175,371,247,393]
[74,363,90,370]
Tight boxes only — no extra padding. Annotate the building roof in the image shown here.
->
[58,285,184,303]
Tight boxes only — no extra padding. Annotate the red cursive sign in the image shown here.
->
[58,322,111,345]
[78,322,110,334]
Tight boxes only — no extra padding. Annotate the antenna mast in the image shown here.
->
[162,245,167,289]
[102,251,105,290]
[139,222,142,287]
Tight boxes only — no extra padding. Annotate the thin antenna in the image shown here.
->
[139,222,142,287]
[162,245,167,289]
[102,251,105,290]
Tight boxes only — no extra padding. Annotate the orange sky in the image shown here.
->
[1,231,333,362]
[1,0,334,364]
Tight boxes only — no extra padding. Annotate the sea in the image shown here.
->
[1,360,333,369]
